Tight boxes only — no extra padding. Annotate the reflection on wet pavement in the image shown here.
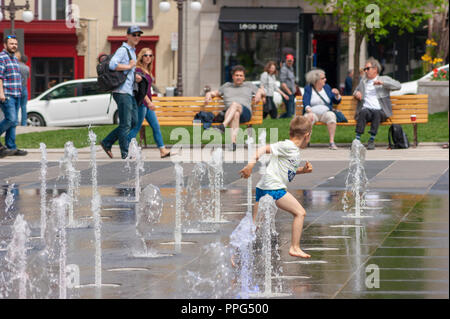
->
[0,181,447,299]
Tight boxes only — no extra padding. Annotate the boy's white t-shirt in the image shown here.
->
[256,139,301,190]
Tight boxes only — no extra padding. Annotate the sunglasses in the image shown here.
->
[131,33,142,37]
[143,54,153,57]
[6,35,17,39]
[364,66,374,71]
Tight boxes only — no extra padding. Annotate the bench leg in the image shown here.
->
[413,123,418,147]
[139,126,147,148]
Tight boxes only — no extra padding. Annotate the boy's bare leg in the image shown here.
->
[252,201,259,223]
[276,192,311,258]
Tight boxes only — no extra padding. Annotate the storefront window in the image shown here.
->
[222,31,297,83]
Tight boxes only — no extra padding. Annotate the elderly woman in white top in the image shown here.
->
[302,69,342,150]
[260,61,289,119]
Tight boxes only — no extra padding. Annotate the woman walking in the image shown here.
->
[260,61,288,119]
[128,48,170,158]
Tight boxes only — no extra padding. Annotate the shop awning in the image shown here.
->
[218,7,302,32]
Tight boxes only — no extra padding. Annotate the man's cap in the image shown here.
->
[286,54,294,61]
[127,26,143,35]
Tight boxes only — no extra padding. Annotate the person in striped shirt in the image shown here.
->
[0,35,27,156]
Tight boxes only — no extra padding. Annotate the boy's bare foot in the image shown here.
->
[231,254,237,268]
[289,247,311,258]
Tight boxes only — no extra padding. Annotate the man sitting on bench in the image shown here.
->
[353,57,401,150]
[205,65,265,151]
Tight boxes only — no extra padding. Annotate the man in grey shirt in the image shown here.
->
[16,52,29,126]
[205,65,265,151]
[279,54,296,118]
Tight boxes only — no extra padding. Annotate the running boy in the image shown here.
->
[240,116,313,258]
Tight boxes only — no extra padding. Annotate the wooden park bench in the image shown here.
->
[139,96,263,147]
[295,94,429,146]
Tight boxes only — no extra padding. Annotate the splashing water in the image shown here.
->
[40,143,48,241]
[174,163,184,246]
[342,139,369,217]
[60,142,80,226]
[246,136,254,214]
[0,214,31,299]
[252,195,289,297]
[134,184,163,257]
[88,130,102,286]
[208,148,224,222]
[183,242,235,298]
[126,138,144,202]
[258,129,268,175]
[51,193,70,299]
[229,212,258,298]
[4,183,15,218]
[183,163,215,233]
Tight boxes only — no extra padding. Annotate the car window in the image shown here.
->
[80,81,109,96]
[45,83,79,100]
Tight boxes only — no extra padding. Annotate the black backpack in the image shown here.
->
[388,124,410,149]
[97,46,132,92]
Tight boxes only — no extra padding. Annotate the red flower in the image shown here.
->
[433,68,438,73]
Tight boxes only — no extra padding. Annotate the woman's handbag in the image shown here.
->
[333,109,348,123]
[312,86,348,123]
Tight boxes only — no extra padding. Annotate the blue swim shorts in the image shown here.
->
[255,187,287,202]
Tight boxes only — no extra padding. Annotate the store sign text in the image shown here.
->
[239,24,279,31]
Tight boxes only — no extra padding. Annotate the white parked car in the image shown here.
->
[26,78,118,127]
[391,64,449,96]
[25,78,163,127]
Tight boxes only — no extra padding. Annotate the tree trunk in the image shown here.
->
[429,4,449,62]
[352,32,364,91]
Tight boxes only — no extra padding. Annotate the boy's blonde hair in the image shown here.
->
[289,116,312,138]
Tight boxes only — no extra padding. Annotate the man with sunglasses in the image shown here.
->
[353,57,401,150]
[0,35,28,157]
[100,26,142,159]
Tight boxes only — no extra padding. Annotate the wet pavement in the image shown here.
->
[0,148,448,299]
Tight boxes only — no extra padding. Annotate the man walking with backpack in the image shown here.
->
[353,57,401,150]
[100,26,142,159]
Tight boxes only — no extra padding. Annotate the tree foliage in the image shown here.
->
[308,0,448,85]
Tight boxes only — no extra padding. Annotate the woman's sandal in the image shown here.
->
[160,152,171,158]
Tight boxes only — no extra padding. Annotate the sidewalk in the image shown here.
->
[2,143,448,162]
[7,125,449,162]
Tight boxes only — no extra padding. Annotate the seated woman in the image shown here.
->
[127,48,170,158]
[302,69,342,150]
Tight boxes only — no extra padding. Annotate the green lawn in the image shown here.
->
[7,111,449,149]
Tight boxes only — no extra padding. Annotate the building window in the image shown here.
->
[39,0,69,20]
[114,0,153,29]
[118,0,148,26]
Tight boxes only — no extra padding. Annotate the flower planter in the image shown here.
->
[418,80,449,114]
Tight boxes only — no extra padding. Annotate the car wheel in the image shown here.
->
[113,111,119,124]
[27,113,46,127]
